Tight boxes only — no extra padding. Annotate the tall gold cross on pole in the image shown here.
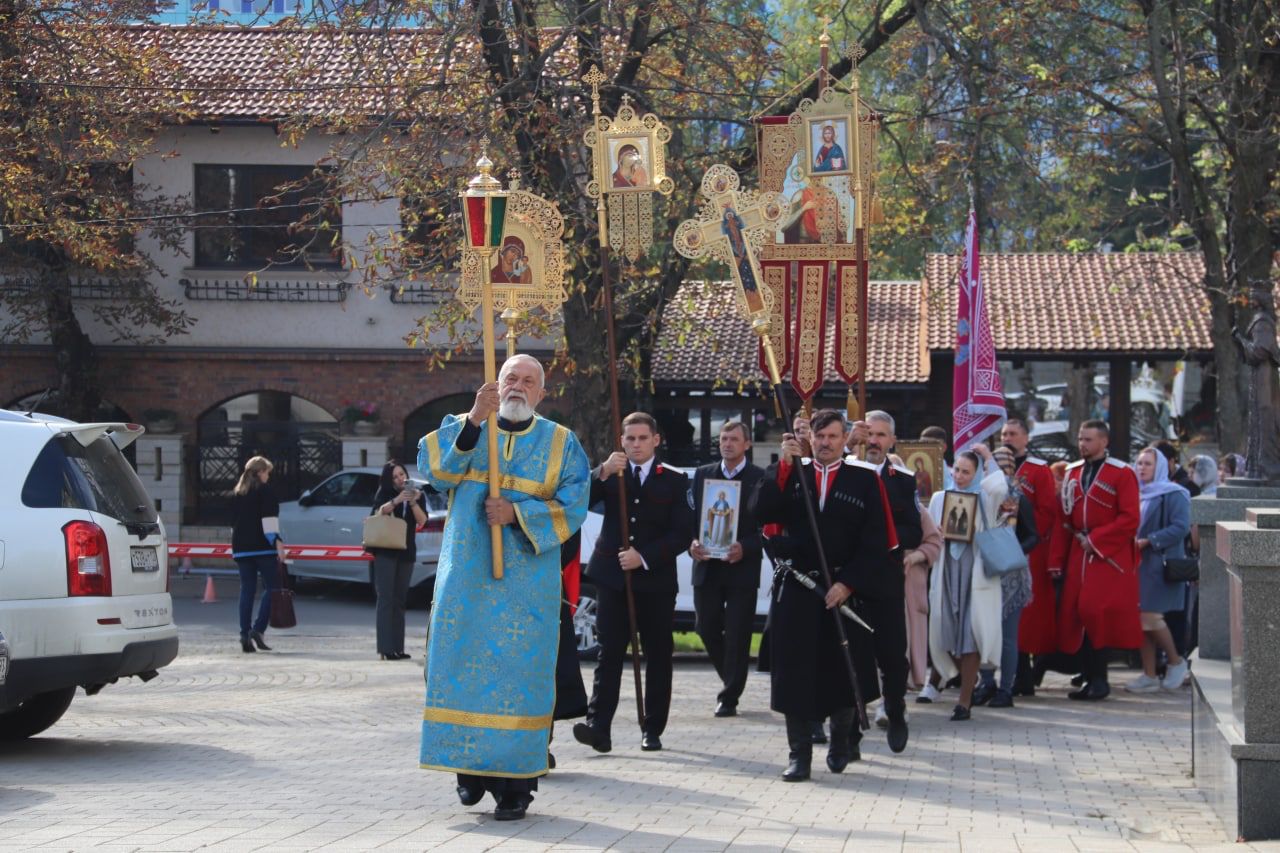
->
[673,165,783,321]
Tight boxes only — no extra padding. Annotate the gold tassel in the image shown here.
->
[846,388,860,422]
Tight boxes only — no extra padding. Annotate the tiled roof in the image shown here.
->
[924,252,1210,353]
[115,26,459,120]
[652,280,930,386]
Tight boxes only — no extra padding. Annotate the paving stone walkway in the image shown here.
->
[0,622,1274,851]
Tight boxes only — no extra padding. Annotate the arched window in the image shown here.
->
[193,391,339,524]
[403,393,472,466]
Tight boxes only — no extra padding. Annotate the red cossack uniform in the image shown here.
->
[1015,456,1061,654]
[1049,456,1143,653]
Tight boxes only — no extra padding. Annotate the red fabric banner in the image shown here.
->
[952,209,1006,448]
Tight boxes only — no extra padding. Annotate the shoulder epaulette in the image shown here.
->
[1066,459,1086,470]
[1024,456,1047,466]
[1104,457,1128,469]
[844,459,879,472]
[891,464,914,477]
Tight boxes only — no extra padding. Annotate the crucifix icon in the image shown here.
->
[673,165,783,320]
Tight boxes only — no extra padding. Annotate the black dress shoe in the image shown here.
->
[250,631,271,651]
[714,702,737,718]
[456,782,484,807]
[945,675,962,689]
[988,691,1014,708]
[547,751,556,770]
[493,795,528,821]
[394,652,412,660]
[887,714,909,753]
[641,732,662,751]
[240,636,256,653]
[572,722,611,753]
[950,704,971,721]
[971,683,996,706]
[1070,673,1087,687]
[1012,680,1036,697]
[1068,681,1110,701]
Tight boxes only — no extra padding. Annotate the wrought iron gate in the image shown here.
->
[192,420,342,525]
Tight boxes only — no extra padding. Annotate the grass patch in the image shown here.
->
[673,632,763,656]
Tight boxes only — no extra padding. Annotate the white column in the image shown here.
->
[134,433,185,536]
[342,435,391,469]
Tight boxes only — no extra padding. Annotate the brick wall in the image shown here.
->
[0,346,487,434]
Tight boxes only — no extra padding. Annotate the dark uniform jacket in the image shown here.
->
[750,458,895,716]
[585,461,694,595]
[690,461,764,589]
[878,461,922,591]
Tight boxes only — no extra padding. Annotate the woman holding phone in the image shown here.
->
[370,460,428,660]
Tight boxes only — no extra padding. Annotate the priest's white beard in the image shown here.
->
[499,396,535,423]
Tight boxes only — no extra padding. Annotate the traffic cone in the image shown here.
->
[201,574,218,604]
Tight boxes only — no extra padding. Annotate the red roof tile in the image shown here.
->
[924,252,1210,353]
[653,280,930,386]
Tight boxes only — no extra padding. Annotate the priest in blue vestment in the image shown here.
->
[418,354,591,821]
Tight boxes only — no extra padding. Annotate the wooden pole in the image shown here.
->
[481,250,504,580]
[598,197,648,731]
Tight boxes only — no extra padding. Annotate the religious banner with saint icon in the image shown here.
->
[583,67,675,262]
[755,36,881,412]
[672,165,783,321]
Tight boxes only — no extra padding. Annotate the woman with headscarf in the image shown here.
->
[1190,454,1219,497]
[1124,446,1192,693]
[925,444,1007,721]
[972,446,1038,709]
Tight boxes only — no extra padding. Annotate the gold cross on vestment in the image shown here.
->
[673,165,783,320]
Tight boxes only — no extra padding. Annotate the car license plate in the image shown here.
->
[0,654,7,686]
[130,546,160,573]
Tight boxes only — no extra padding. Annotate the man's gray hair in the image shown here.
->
[499,354,545,388]
[866,410,895,435]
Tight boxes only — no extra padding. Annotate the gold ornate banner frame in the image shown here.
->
[584,72,674,263]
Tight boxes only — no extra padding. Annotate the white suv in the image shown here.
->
[0,410,178,739]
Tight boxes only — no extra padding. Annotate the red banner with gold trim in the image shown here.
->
[790,261,829,399]
[833,257,863,384]
[758,260,791,381]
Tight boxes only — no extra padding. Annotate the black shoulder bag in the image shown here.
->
[1159,494,1199,584]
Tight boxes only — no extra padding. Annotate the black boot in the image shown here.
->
[1013,653,1036,697]
[826,707,856,773]
[782,715,812,782]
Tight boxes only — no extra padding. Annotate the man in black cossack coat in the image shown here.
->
[688,420,764,718]
[751,409,896,782]
[574,412,694,754]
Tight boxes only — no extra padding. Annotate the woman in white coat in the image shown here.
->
[927,444,1007,721]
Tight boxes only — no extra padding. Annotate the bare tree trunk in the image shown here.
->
[45,271,101,422]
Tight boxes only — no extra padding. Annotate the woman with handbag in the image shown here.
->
[972,445,1039,709]
[231,456,284,654]
[926,444,1008,721]
[369,461,427,661]
[1124,447,1192,693]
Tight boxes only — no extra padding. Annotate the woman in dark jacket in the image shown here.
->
[231,455,285,653]
[369,460,427,660]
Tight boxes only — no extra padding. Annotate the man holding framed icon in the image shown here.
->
[689,421,764,719]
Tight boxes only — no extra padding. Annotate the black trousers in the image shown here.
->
[694,582,756,707]
[857,594,908,716]
[587,584,675,736]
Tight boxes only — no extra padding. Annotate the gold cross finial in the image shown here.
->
[820,23,832,47]
[506,167,521,190]
[844,43,866,65]
[620,93,632,109]
[582,65,606,89]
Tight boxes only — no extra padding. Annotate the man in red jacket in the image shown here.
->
[1000,418,1060,693]
[1048,419,1142,700]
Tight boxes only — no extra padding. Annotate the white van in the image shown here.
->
[0,410,178,739]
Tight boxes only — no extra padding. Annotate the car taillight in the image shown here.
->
[64,520,112,597]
